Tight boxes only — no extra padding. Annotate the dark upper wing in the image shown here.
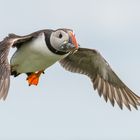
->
[60,48,140,110]
[0,34,33,100]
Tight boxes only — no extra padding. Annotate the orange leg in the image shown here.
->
[26,70,44,86]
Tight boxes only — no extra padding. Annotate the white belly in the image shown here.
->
[10,33,64,73]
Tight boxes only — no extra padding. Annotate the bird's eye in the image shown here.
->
[58,33,63,39]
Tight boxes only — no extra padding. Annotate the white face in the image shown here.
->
[50,30,70,52]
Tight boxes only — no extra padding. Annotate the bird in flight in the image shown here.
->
[0,28,139,111]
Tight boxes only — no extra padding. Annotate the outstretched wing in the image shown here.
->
[0,37,13,100]
[0,34,33,100]
[60,48,140,110]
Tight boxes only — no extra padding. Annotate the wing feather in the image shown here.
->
[0,34,33,100]
[60,48,140,110]
[0,37,12,100]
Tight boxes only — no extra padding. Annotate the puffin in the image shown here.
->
[0,28,139,111]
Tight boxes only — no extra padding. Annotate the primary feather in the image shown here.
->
[60,48,140,110]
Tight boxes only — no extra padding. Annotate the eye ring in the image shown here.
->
[58,33,63,39]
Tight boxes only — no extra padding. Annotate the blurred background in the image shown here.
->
[0,0,140,139]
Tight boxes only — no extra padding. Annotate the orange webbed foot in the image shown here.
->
[26,70,44,86]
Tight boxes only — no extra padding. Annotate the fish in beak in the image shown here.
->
[59,31,79,53]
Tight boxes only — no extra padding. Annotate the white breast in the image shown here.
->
[10,33,64,73]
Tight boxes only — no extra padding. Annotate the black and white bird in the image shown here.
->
[0,28,139,111]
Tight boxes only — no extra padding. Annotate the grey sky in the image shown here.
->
[0,0,140,139]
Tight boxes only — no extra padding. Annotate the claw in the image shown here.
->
[26,70,44,86]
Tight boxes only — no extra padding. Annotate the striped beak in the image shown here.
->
[68,31,79,49]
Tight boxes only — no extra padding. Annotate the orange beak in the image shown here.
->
[68,31,79,49]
